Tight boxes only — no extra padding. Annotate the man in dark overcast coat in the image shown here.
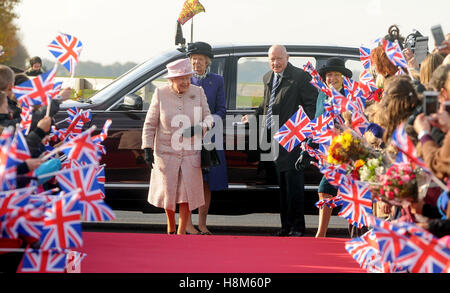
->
[243,44,317,236]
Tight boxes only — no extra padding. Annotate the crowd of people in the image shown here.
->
[1,24,449,272]
[0,57,74,272]
[139,25,450,240]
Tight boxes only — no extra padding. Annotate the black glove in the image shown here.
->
[144,148,154,168]
[182,125,203,138]
[295,151,312,171]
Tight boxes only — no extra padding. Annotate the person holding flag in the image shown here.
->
[313,57,353,238]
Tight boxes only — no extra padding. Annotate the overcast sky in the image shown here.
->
[14,0,450,65]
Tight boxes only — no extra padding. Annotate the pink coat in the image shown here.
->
[142,84,213,211]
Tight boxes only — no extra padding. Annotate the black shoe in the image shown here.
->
[273,229,290,237]
[288,231,305,237]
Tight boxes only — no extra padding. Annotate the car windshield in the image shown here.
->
[88,49,183,105]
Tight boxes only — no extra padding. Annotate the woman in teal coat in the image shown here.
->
[315,57,353,237]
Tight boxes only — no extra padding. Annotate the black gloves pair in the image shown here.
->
[182,124,203,138]
[144,148,154,168]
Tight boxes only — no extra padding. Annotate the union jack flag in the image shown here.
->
[92,119,112,156]
[96,165,106,197]
[48,33,83,77]
[92,119,112,144]
[319,162,349,187]
[310,112,334,135]
[46,81,64,103]
[391,123,429,171]
[18,249,67,273]
[351,110,370,136]
[359,46,372,70]
[311,124,335,149]
[9,128,31,165]
[19,106,33,135]
[2,202,45,240]
[67,107,91,124]
[303,61,333,97]
[382,39,408,69]
[391,219,436,241]
[343,77,366,113]
[303,61,320,79]
[56,164,114,222]
[0,126,17,190]
[337,180,373,228]
[60,128,100,164]
[371,223,409,264]
[40,194,83,250]
[345,232,379,269]
[359,69,377,93]
[60,108,92,141]
[0,188,35,239]
[273,107,311,152]
[395,67,407,76]
[330,87,358,114]
[315,194,342,209]
[395,234,450,273]
[13,65,57,107]
[0,188,32,217]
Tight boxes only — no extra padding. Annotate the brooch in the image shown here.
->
[190,95,196,99]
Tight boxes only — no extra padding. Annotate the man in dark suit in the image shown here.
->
[242,44,317,236]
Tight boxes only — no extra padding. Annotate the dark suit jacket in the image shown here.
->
[256,62,318,172]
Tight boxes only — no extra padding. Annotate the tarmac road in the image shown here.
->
[92,189,351,237]
[83,206,351,238]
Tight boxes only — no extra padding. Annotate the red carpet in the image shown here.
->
[79,232,364,273]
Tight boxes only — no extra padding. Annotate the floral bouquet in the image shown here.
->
[371,163,419,203]
[327,129,369,165]
[357,156,386,183]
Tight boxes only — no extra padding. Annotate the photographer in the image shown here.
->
[414,103,450,181]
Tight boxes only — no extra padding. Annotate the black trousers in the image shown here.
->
[276,166,305,233]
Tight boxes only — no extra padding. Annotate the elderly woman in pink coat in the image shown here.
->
[141,58,213,235]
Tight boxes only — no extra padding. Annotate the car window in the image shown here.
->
[345,59,362,82]
[112,57,227,111]
[236,56,316,109]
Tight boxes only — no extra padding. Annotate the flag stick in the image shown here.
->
[191,17,194,43]
[45,63,58,117]
[35,163,99,180]
[40,125,97,161]
[46,100,51,117]
[0,186,37,196]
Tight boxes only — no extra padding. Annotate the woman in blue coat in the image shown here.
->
[185,42,228,235]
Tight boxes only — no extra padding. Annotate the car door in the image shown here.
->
[224,53,322,188]
[88,54,229,187]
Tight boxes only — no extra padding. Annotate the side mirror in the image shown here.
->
[117,93,143,111]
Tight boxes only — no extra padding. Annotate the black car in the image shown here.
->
[55,44,361,212]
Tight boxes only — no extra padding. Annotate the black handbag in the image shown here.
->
[201,142,221,171]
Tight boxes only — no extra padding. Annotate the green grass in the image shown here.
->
[70,89,98,100]
[236,96,263,108]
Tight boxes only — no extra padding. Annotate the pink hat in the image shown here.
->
[164,58,195,79]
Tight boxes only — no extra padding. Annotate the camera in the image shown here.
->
[405,30,424,53]
[444,101,450,114]
[423,91,439,116]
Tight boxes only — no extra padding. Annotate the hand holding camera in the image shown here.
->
[430,106,450,133]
